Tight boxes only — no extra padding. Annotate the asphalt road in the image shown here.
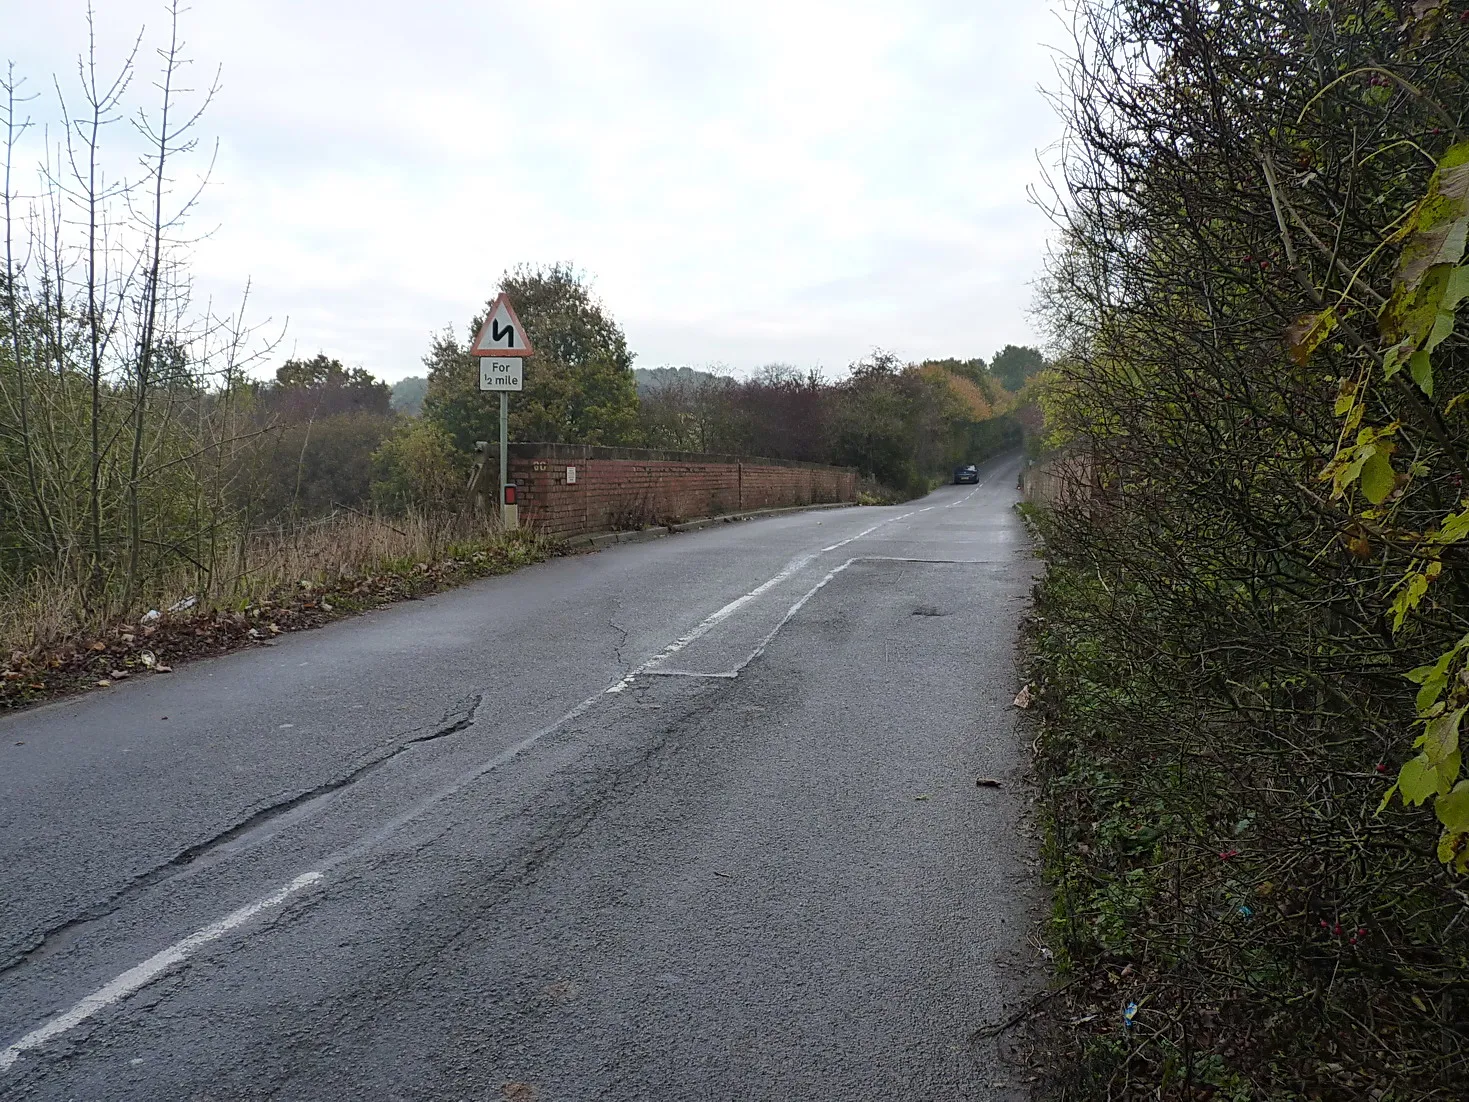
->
[0,452,1039,1101]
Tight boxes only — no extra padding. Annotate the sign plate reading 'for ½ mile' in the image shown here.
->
[472,293,534,392]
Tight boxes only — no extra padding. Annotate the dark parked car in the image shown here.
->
[953,464,979,484]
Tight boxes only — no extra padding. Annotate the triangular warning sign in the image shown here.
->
[471,294,534,357]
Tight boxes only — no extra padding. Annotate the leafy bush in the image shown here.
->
[1028,1,1469,1096]
[371,417,467,515]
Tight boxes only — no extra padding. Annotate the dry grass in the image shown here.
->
[0,509,538,658]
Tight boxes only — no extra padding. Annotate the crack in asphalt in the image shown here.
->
[303,679,717,1030]
[608,616,631,670]
[0,693,486,984]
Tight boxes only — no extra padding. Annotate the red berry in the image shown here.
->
[1334,923,1343,936]
[1376,762,1387,773]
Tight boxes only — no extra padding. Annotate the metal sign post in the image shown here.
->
[471,294,534,529]
[499,391,513,528]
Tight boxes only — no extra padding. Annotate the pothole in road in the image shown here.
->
[911,604,949,617]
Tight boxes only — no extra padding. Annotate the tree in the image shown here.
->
[988,344,1046,392]
[370,416,463,514]
[264,354,390,422]
[921,356,991,392]
[241,411,395,522]
[828,352,929,493]
[424,263,641,454]
[389,376,427,416]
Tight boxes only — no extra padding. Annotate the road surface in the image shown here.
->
[0,453,1038,1100]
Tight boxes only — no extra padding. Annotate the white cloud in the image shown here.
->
[6,0,1063,380]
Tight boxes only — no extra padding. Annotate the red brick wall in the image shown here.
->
[506,444,857,539]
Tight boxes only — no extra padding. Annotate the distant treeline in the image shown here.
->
[400,340,1042,493]
[632,349,1038,492]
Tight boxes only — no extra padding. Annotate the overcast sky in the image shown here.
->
[9,0,1064,383]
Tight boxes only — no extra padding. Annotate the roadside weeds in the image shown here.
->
[1,524,557,712]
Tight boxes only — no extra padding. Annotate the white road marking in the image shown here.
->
[604,550,819,693]
[0,872,321,1072]
[731,558,858,673]
[818,509,918,553]
[646,556,985,681]
[607,507,921,694]
[945,469,1001,507]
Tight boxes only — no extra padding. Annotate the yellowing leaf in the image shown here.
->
[1285,309,1337,366]
[1396,141,1469,290]
[1439,831,1469,873]
[1381,264,1467,350]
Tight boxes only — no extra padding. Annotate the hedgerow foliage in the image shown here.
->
[1031,1,1469,1096]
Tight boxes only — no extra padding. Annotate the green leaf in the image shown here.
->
[1330,444,1374,498]
[1435,781,1469,832]
[1409,350,1434,396]
[1390,563,1440,631]
[1408,654,1452,684]
[1423,707,1463,766]
[1438,510,1469,545]
[1439,748,1463,796]
[1425,265,1469,353]
[1379,781,1401,814]
[1417,674,1448,714]
[1400,755,1437,805]
[1360,449,1395,504]
[1392,571,1432,630]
